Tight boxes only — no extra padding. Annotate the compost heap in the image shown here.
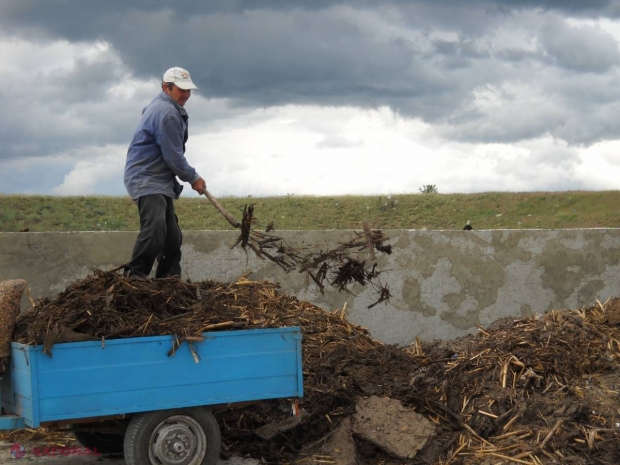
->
[8,270,620,465]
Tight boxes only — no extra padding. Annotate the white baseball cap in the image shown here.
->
[162,67,198,90]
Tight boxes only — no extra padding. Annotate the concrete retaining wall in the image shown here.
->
[1,229,619,346]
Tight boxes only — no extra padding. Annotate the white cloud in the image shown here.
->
[53,145,126,195]
[184,105,440,197]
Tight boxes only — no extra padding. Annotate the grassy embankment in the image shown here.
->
[1,191,619,232]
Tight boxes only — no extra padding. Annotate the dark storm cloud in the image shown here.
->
[1,0,620,161]
[0,50,140,160]
[540,17,620,72]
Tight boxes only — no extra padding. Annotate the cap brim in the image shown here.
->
[174,81,198,90]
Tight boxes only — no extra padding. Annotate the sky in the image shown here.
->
[2,1,620,198]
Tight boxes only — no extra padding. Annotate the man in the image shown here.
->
[123,67,206,278]
[463,220,473,230]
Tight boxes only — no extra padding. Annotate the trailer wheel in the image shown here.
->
[72,430,125,454]
[124,408,221,465]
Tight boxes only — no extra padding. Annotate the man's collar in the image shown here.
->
[159,91,188,117]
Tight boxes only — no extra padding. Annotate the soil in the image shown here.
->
[2,271,620,464]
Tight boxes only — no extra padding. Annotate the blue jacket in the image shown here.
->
[124,92,200,200]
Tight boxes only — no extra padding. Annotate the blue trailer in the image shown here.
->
[0,326,304,465]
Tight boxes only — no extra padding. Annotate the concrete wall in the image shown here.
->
[2,229,620,346]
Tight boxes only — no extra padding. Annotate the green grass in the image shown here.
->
[1,191,620,232]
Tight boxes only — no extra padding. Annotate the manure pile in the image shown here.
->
[7,271,620,464]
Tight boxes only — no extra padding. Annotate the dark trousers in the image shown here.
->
[126,194,182,278]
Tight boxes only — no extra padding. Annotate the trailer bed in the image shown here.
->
[0,326,303,429]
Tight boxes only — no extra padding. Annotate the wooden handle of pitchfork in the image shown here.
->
[202,190,241,228]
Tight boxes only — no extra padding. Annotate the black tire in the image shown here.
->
[124,408,221,465]
[72,429,125,455]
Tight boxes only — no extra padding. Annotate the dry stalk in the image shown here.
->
[492,429,528,441]
[362,221,376,261]
[487,452,535,464]
[501,359,510,388]
[461,422,494,448]
[502,410,523,432]
[446,441,468,464]
[199,321,236,332]
[478,410,498,419]
[531,454,545,465]
[539,418,564,450]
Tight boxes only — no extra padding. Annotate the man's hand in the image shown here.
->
[191,177,207,195]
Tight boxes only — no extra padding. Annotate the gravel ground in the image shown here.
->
[0,441,258,465]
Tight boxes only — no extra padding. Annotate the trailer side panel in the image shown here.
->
[1,327,303,427]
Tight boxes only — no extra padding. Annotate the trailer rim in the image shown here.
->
[149,414,206,464]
